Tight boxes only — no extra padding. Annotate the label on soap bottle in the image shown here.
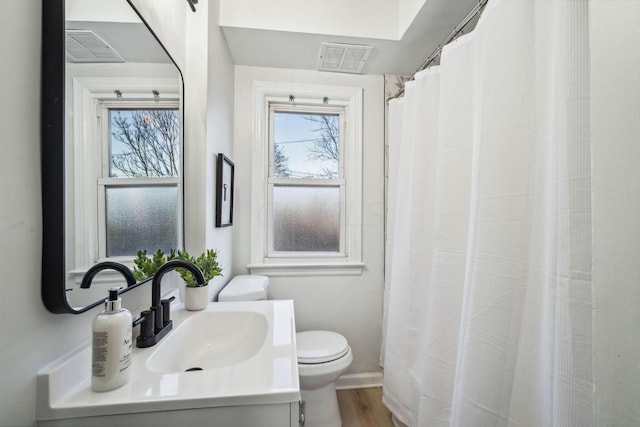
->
[92,331,108,378]
[120,324,132,373]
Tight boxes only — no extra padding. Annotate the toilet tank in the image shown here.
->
[218,275,270,302]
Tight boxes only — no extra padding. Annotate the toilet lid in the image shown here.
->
[218,275,269,301]
[296,330,349,364]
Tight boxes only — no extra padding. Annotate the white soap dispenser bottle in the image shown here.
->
[91,287,133,392]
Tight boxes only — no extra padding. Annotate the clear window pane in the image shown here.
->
[105,185,178,257]
[273,111,339,179]
[109,109,180,178]
[273,185,340,252]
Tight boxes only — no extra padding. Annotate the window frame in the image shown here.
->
[97,101,182,260]
[267,103,346,258]
[68,77,182,281]
[249,82,364,276]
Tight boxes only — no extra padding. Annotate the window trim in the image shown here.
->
[69,77,182,280]
[248,81,364,276]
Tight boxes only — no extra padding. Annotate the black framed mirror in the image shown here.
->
[41,0,184,313]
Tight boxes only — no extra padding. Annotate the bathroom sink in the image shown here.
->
[37,300,299,425]
[146,310,269,374]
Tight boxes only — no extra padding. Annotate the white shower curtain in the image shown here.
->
[383,1,592,426]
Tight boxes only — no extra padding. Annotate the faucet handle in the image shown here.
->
[152,305,163,332]
[134,310,154,339]
[161,296,176,326]
[136,310,161,348]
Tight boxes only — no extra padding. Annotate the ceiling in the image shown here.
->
[66,21,172,64]
[220,0,480,76]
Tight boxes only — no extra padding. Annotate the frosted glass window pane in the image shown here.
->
[273,185,339,252]
[273,111,340,179]
[109,109,180,178]
[105,185,178,257]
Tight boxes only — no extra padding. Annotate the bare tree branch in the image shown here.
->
[304,114,339,179]
[110,109,180,178]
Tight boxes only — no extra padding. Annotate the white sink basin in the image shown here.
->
[36,300,300,425]
[146,310,268,373]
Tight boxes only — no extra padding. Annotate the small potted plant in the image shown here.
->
[133,248,223,310]
[168,249,223,310]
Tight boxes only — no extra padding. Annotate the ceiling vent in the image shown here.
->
[66,30,124,63]
[318,43,373,74]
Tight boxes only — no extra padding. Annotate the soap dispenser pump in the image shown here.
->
[91,287,133,392]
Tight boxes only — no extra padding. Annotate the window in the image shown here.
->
[68,77,182,280]
[249,82,364,276]
[269,107,344,255]
[97,104,181,259]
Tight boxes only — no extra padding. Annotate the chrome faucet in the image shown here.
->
[136,259,206,348]
[80,261,136,289]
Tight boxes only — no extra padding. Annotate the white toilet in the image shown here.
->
[217,274,271,302]
[219,275,353,427]
[296,330,353,427]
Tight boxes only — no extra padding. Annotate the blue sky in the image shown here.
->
[273,111,338,178]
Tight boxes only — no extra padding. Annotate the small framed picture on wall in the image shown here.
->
[216,154,234,227]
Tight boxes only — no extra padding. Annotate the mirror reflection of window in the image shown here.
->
[40,0,185,312]
[108,108,180,178]
[99,104,181,258]
[104,186,178,257]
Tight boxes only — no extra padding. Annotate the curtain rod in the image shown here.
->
[412,0,489,77]
[389,0,489,101]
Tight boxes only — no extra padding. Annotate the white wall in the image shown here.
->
[219,0,398,40]
[131,0,235,301]
[0,3,101,426]
[591,1,640,425]
[66,0,139,23]
[233,66,386,375]
[129,0,187,70]
[219,0,446,42]
[398,0,426,35]
[205,0,236,298]
[0,1,234,425]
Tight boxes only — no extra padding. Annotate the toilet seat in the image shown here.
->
[296,331,349,364]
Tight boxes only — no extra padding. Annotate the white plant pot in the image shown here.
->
[184,285,209,311]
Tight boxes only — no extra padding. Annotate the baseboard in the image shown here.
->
[335,371,383,390]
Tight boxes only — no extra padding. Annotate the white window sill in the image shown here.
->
[68,268,135,287]
[247,262,365,277]
[68,258,136,285]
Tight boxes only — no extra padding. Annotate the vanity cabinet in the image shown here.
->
[38,403,299,427]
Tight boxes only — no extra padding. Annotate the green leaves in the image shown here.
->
[132,248,223,287]
[168,249,223,287]
[132,249,166,281]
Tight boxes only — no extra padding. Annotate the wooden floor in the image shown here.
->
[337,387,395,427]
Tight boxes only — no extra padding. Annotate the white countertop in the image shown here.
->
[37,300,300,421]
